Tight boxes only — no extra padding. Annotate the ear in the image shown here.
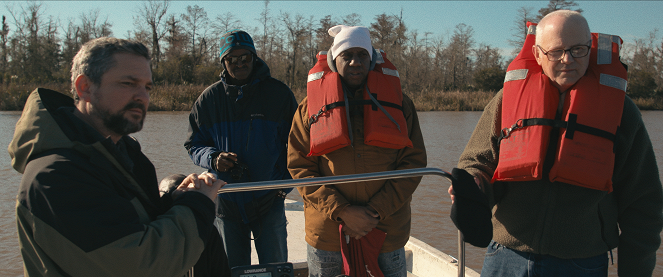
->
[532,45,543,66]
[74,74,93,102]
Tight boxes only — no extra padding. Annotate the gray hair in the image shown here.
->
[536,10,591,45]
[70,37,150,100]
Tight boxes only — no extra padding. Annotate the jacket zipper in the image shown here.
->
[246,119,253,151]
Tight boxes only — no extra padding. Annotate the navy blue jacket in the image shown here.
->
[185,58,297,223]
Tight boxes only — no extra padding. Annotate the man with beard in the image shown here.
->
[9,37,230,276]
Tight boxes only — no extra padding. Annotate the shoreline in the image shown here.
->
[3,84,663,111]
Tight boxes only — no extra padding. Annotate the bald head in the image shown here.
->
[536,10,590,46]
[533,10,592,92]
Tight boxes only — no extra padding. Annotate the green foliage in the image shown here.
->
[628,69,659,98]
[473,67,506,92]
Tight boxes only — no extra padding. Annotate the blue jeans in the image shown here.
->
[214,196,288,269]
[306,244,407,277]
[481,241,608,277]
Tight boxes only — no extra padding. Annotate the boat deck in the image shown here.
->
[246,200,479,277]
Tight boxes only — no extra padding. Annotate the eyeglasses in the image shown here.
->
[536,41,591,61]
[225,53,253,65]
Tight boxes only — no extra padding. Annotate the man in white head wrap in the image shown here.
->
[287,25,427,277]
[329,25,373,91]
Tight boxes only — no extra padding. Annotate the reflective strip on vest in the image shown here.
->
[527,24,536,35]
[597,34,621,65]
[308,71,324,83]
[504,69,528,83]
[375,49,385,64]
[382,67,399,78]
[598,34,614,65]
[600,73,628,92]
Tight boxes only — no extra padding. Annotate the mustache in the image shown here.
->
[123,102,146,115]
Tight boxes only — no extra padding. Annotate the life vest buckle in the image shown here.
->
[309,105,328,128]
[500,119,524,140]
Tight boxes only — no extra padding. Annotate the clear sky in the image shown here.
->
[3,1,662,58]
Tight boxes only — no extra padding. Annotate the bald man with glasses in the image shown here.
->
[449,10,662,276]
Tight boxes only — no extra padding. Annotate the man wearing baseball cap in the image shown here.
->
[288,25,427,277]
[185,30,298,269]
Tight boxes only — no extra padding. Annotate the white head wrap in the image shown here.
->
[328,25,372,61]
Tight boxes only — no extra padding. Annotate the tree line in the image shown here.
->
[1,0,662,110]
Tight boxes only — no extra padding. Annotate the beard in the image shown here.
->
[91,101,146,136]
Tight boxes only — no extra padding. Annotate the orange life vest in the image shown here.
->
[492,22,627,192]
[306,50,413,157]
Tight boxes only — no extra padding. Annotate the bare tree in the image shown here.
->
[134,0,169,66]
[79,9,112,43]
[181,4,210,64]
[1,15,9,78]
[164,14,185,57]
[443,23,475,90]
[370,12,407,67]
[214,12,242,34]
[257,0,270,57]
[536,0,583,20]
[341,13,361,26]
[315,15,336,52]
[5,2,61,82]
[508,6,535,56]
[473,44,502,72]
[280,12,313,89]
[625,30,662,97]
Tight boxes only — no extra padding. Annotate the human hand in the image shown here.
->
[341,224,364,240]
[175,172,226,202]
[214,152,238,172]
[448,173,480,204]
[338,206,379,239]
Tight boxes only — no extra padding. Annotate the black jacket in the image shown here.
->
[9,88,230,276]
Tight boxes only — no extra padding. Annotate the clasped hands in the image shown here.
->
[339,205,380,240]
[172,172,226,202]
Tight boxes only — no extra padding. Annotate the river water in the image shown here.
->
[1,110,662,276]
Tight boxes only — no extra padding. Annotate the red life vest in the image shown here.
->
[492,22,627,192]
[306,50,413,157]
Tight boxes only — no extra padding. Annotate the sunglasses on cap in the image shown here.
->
[225,53,253,65]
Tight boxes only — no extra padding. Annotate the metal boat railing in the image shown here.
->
[217,167,468,277]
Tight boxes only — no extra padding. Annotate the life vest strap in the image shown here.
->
[308,100,404,128]
[499,117,618,145]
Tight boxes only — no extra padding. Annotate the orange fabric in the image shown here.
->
[306,51,412,157]
[494,23,626,192]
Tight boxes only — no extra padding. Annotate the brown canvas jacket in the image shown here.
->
[288,89,427,253]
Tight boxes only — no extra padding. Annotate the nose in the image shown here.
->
[560,50,575,64]
[349,54,363,66]
[134,85,150,105]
